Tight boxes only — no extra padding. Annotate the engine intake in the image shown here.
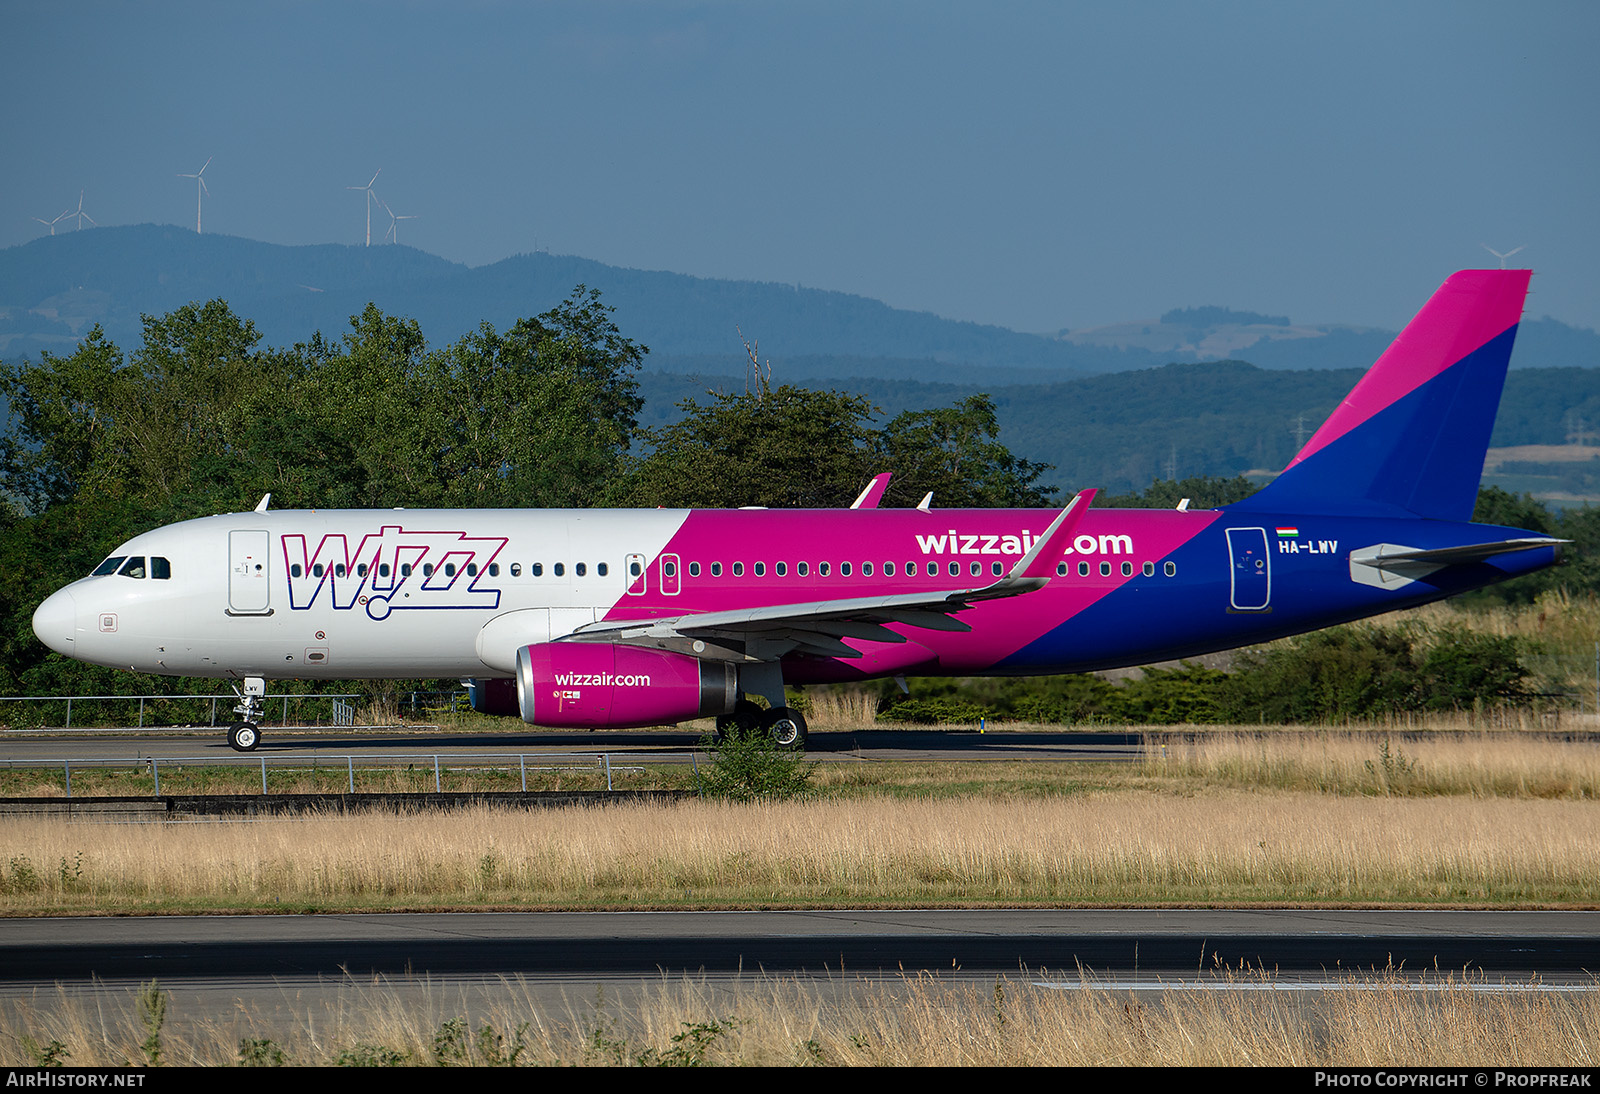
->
[515,642,737,728]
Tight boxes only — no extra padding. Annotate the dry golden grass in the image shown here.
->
[4,970,1598,1066]
[1145,730,1600,798]
[4,788,1599,912]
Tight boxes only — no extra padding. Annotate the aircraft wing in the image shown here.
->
[568,489,1096,662]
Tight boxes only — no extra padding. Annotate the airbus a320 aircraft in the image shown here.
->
[32,270,1563,751]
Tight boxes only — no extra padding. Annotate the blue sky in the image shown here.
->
[6,0,1597,334]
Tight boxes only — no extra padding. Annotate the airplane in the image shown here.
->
[31,269,1563,752]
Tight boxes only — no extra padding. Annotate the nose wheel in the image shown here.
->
[228,721,261,752]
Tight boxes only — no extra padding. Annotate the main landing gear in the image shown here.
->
[227,677,266,752]
[714,700,810,750]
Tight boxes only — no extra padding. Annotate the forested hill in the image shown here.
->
[5,226,1597,380]
[640,362,1600,496]
[0,225,1151,376]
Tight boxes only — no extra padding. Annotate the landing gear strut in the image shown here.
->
[228,677,266,752]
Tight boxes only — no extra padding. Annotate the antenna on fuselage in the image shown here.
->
[254,493,271,512]
[916,492,933,512]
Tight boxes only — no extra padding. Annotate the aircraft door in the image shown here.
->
[228,529,271,613]
[659,553,682,596]
[1226,527,1270,611]
[625,553,647,595]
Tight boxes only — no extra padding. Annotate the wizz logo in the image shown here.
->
[282,526,508,620]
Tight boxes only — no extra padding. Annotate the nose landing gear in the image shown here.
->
[227,677,266,752]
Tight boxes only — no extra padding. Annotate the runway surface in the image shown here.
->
[0,726,1147,765]
[5,909,1598,987]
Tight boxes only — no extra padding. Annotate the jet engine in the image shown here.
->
[514,642,737,728]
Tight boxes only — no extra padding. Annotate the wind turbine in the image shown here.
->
[380,198,417,244]
[31,209,69,236]
[69,191,96,231]
[347,169,381,246]
[179,157,211,233]
[1481,243,1525,269]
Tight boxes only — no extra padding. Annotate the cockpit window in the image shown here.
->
[92,556,127,577]
[117,556,147,579]
[151,557,171,580]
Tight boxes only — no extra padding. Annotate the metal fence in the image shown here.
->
[0,693,363,730]
[3,751,653,796]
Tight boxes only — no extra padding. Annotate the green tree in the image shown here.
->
[875,395,1054,508]
[1098,475,1259,510]
[618,383,879,508]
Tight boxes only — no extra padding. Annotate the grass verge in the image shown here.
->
[4,969,1598,1066]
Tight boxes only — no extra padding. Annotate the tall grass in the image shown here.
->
[1144,731,1600,798]
[4,790,1598,911]
[3,970,1597,1066]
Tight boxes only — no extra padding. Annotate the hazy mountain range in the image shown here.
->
[7,226,1600,501]
[4,225,1597,380]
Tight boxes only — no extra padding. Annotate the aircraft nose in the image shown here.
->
[31,589,77,655]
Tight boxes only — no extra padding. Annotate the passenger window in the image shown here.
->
[445,563,456,577]
[336,564,347,578]
[970,562,981,577]
[1056,562,1068,576]
[882,562,892,576]
[554,563,565,577]
[775,562,787,577]
[1165,561,1177,577]
[992,562,1003,576]
[861,562,872,576]
[664,560,677,577]
[598,562,608,577]
[510,563,522,577]
[467,563,478,577]
[841,562,851,576]
[687,562,699,577]
[1122,562,1133,576]
[291,564,303,578]
[630,560,642,577]
[423,564,434,577]
[732,562,744,577]
[1099,562,1111,577]
[927,562,938,576]
[948,562,960,577]
[1078,562,1090,577]
[380,563,391,577]
[532,563,542,577]
[401,563,413,577]
[357,563,369,577]
[313,563,325,578]
[711,562,723,577]
[754,562,766,577]
[92,556,126,577]
[152,557,171,580]
[488,563,499,577]
[793,562,804,577]
[1143,562,1155,577]
[576,563,587,577]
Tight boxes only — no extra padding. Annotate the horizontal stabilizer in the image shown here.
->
[1349,537,1565,589]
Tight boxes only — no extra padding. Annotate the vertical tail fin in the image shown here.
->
[1231,269,1531,521]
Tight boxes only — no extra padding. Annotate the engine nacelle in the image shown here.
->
[515,642,737,728]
